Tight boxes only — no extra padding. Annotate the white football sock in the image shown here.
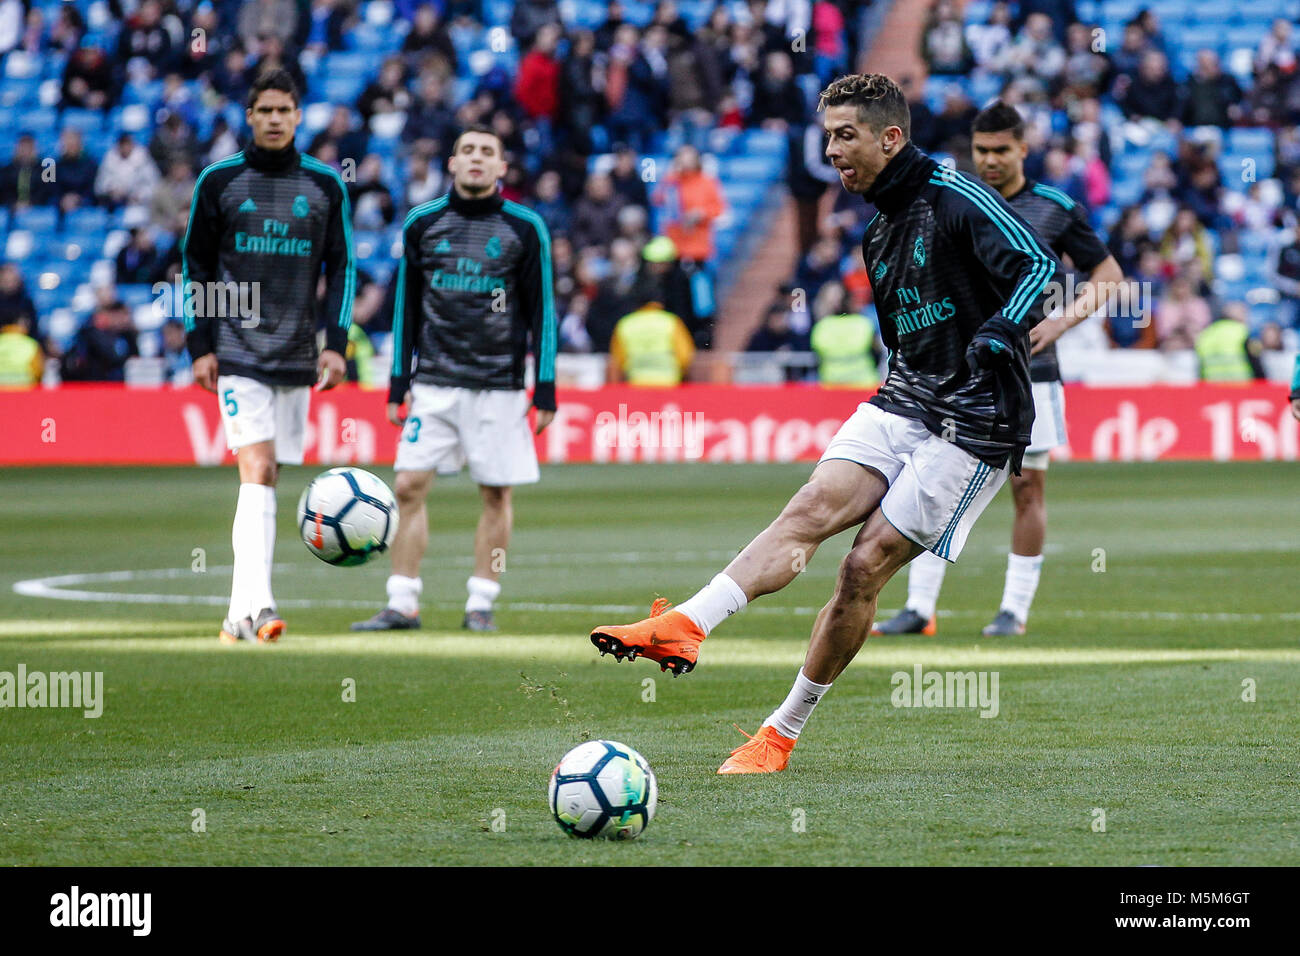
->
[1000,553,1043,624]
[763,669,833,740]
[386,574,422,617]
[228,483,275,620]
[675,572,747,635]
[466,575,501,613]
[906,550,948,619]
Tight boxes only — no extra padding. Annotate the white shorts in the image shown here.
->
[1025,380,1067,467]
[394,384,540,486]
[216,374,310,464]
[819,402,1009,562]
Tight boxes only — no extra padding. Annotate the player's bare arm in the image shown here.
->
[192,353,218,392]
[1030,254,1124,354]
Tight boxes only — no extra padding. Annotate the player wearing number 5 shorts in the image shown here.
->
[352,125,557,633]
[182,69,355,645]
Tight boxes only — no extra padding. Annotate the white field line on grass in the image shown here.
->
[10,567,1300,623]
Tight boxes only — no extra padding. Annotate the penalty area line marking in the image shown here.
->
[10,568,1300,622]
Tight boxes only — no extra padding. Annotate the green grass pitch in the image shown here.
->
[0,462,1296,866]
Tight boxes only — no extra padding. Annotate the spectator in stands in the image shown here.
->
[245,33,307,98]
[788,116,840,256]
[348,154,396,228]
[558,29,603,154]
[1255,19,1296,77]
[1061,21,1111,102]
[0,263,37,330]
[180,4,228,80]
[1155,272,1213,350]
[1107,205,1152,275]
[749,50,806,130]
[62,38,115,109]
[1268,219,1300,328]
[605,25,668,152]
[402,4,457,75]
[305,0,351,57]
[117,0,175,82]
[0,134,53,210]
[515,23,562,124]
[747,302,807,358]
[1039,146,1086,205]
[608,145,649,209]
[312,105,369,164]
[0,308,43,387]
[1182,51,1243,129]
[1116,50,1179,122]
[95,132,160,210]
[965,0,1013,74]
[1195,301,1265,381]
[402,73,453,154]
[511,0,561,50]
[810,0,847,85]
[60,290,138,382]
[1105,277,1158,349]
[570,173,625,253]
[1074,138,1110,208]
[1131,8,1168,54]
[149,111,199,176]
[49,3,85,54]
[930,87,978,156]
[921,0,974,76]
[1243,64,1287,127]
[115,227,166,285]
[1108,22,1152,91]
[595,0,629,50]
[357,55,411,122]
[1159,207,1215,285]
[237,0,299,51]
[150,160,195,231]
[1003,12,1066,91]
[616,204,650,249]
[1258,320,1286,354]
[530,170,569,239]
[653,144,725,323]
[636,236,701,345]
[53,128,97,215]
[794,235,843,304]
[159,319,192,386]
[585,237,643,351]
[665,31,719,149]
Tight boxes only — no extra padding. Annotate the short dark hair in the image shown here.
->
[971,100,1025,140]
[247,69,300,109]
[451,123,504,154]
[818,73,910,139]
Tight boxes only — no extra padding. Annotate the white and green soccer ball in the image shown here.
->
[548,740,658,840]
[296,467,398,567]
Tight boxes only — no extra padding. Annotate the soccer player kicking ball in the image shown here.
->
[589,74,1063,774]
[183,70,354,645]
[352,125,556,633]
[874,101,1123,638]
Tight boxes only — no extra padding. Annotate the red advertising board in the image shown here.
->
[1,383,1296,465]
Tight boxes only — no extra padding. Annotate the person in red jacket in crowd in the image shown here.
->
[514,23,562,122]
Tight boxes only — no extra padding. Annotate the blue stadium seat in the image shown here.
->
[1228,128,1275,157]
[319,75,367,105]
[63,207,109,235]
[60,108,105,134]
[325,52,373,78]
[14,207,58,233]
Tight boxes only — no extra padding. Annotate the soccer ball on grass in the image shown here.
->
[548,740,657,840]
[296,467,398,567]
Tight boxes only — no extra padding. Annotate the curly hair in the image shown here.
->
[817,73,910,139]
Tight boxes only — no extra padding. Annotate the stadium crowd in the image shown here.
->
[0,0,1298,389]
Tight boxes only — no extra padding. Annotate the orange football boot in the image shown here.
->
[590,598,705,676]
[717,725,797,774]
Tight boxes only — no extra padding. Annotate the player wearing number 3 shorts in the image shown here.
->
[182,70,355,644]
[352,125,557,633]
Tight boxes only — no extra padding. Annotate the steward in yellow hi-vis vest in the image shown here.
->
[811,311,879,386]
[609,303,695,385]
[0,322,43,386]
[1195,318,1259,382]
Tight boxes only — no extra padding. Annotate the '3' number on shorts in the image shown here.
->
[404,417,421,443]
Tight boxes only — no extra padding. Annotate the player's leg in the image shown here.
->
[873,550,944,635]
[461,388,539,632]
[983,378,1062,636]
[719,426,1010,773]
[464,484,511,631]
[217,374,284,644]
[591,402,904,674]
[353,384,460,630]
[983,466,1046,636]
[718,514,919,773]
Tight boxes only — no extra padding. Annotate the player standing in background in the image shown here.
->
[182,69,354,644]
[352,126,557,633]
[874,100,1123,638]
[589,74,1063,773]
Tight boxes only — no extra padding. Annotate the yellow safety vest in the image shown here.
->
[1195,320,1253,382]
[0,331,41,386]
[615,308,684,386]
[811,313,878,386]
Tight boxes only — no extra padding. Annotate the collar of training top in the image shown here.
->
[448,187,505,216]
[244,143,301,172]
[862,141,935,220]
